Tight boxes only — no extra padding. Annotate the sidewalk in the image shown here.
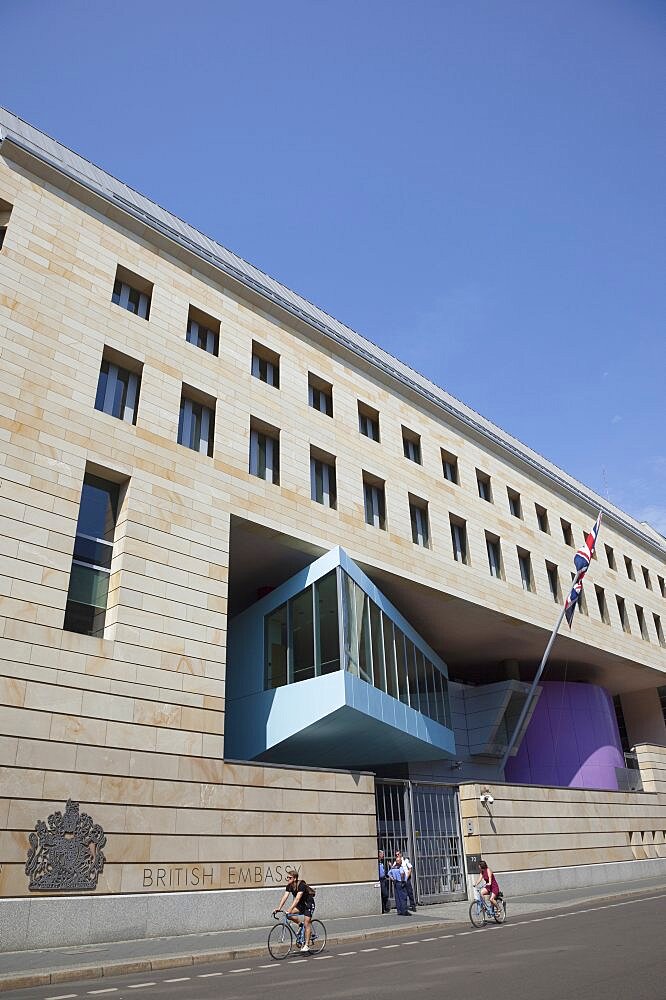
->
[0,876,657,993]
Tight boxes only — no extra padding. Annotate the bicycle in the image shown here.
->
[469,887,507,928]
[268,909,327,960]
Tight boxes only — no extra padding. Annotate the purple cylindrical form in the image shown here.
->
[504,681,624,790]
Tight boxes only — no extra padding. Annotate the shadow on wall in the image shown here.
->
[505,681,624,790]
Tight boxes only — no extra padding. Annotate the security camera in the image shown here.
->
[480,793,494,805]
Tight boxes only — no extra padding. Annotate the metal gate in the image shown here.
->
[376,780,466,903]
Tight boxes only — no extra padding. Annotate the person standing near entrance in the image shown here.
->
[378,849,390,913]
[387,857,410,916]
[395,849,416,912]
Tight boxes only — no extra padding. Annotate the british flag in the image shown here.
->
[565,512,602,627]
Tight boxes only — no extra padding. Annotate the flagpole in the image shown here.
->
[498,566,585,776]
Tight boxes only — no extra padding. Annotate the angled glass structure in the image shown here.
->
[225,548,456,767]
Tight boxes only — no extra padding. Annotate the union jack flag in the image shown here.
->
[564,512,602,627]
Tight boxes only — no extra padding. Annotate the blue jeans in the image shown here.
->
[393,880,409,915]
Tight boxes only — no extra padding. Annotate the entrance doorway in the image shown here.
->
[376,779,466,903]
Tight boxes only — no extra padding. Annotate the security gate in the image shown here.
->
[376,780,466,903]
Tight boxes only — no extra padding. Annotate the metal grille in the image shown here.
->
[376,780,466,904]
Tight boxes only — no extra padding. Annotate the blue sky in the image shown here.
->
[3,1,665,533]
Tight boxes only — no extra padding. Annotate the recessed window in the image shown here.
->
[635,605,649,641]
[363,474,386,530]
[546,561,560,602]
[186,306,219,356]
[616,595,630,633]
[605,544,616,570]
[624,556,635,581]
[111,265,152,320]
[402,428,422,465]
[178,387,215,457]
[450,515,468,565]
[308,373,333,416]
[94,350,142,425]
[409,496,429,548]
[595,585,610,624]
[659,575,666,599]
[441,449,459,485]
[358,401,380,441]
[310,448,337,509]
[654,613,665,648]
[561,518,574,547]
[486,532,503,579]
[517,548,534,592]
[249,419,280,484]
[535,504,549,534]
[508,489,522,519]
[642,566,652,590]
[477,470,492,503]
[571,571,588,615]
[0,198,12,251]
[63,471,122,637]
[252,342,280,388]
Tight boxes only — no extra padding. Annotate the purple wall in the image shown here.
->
[504,681,624,790]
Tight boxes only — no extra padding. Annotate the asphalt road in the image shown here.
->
[4,889,665,1000]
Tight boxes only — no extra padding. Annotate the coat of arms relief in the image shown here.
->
[25,799,107,891]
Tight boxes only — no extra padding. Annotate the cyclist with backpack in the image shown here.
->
[273,869,316,952]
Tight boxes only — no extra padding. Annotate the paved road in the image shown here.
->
[3,889,664,1000]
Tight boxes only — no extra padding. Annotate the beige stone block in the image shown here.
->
[75,744,131,777]
[16,736,77,771]
[106,833,151,864]
[0,704,51,740]
[175,808,223,836]
[0,765,45,798]
[153,779,203,809]
[50,713,106,746]
[106,720,156,753]
[125,805,177,835]
[42,770,103,803]
[24,680,82,715]
[0,734,19,765]
[242,785,284,812]
[101,775,155,805]
[0,675,26,707]
[155,728,202,756]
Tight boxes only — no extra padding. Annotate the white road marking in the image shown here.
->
[163,978,191,983]
[382,944,400,949]
[47,995,78,1000]
[313,955,333,960]
[88,991,118,996]
[401,941,419,945]
[197,972,224,977]
[438,934,455,939]
[339,951,357,955]
[259,964,277,968]
[229,967,251,973]
[360,947,379,952]
[126,985,156,990]
[421,937,438,941]
[289,959,308,964]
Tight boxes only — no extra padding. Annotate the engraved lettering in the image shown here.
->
[156,867,167,887]
[143,868,153,888]
[190,867,200,886]
[202,867,214,885]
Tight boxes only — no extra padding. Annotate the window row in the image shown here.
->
[106,265,664,597]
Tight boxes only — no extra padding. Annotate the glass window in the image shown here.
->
[187,316,219,355]
[370,601,386,692]
[358,591,373,685]
[308,376,333,416]
[112,271,151,319]
[252,345,280,387]
[178,395,215,457]
[654,614,665,648]
[636,605,649,641]
[363,478,386,529]
[394,626,410,706]
[546,562,560,601]
[415,648,430,718]
[405,639,420,713]
[561,519,574,546]
[476,470,492,502]
[595,585,609,624]
[450,517,467,564]
[342,572,371,682]
[311,455,337,509]
[316,572,340,674]
[535,504,549,533]
[382,614,399,699]
[292,588,315,682]
[518,549,533,592]
[616,595,629,632]
[641,566,652,590]
[624,556,635,580]
[486,535,502,578]
[358,403,380,441]
[94,358,141,424]
[605,544,616,570]
[249,427,280,484]
[63,474,120,637]
[0,200,11,251]
[265,603,288,688]
[410,500,429,547]
[402,429,421,464]
[441,449,458,484]
[508,489,522,519]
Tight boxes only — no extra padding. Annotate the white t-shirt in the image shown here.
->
[401,856,413,877]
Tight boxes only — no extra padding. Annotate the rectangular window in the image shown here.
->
[252,342,280,388]
[186,306,219,356]
[402,427,422,464]
[517,548,534,592]
[94,351,142,425]
[508,488,522,519]
[363,475,386,530]
[616,595,630,633]
[546,561,560,601]
[654,613,665,648]
[571,571,588,615]
[63,472,121,637]
[561,518,574,547]
[605,544,616,570]
[441,448,459,484]
[249,420,280,484]
[476,470,492,502]
[624,555,635,580]
[409,496,429,548]
[111,265,152,320]
[358,401,380,441]
[178,390,215,457]
[613,695,631,754]
[450,515,468,564]
[308,373,333,416]
[641,566,652,590]
[310,449,337,509]
[316,571,340,675]
[535,504,549,533]
[292,587,315,683]
[658,575,665,599]
[486,533,503,579]
[265,603,288,688]
[635,605,649,641]
[0,198,12,251]
[595,584,610,624]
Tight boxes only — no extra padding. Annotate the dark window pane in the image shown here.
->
[316,571,340,674]
[394,627,409,706]
[292,588,315,682]
[76,477,119,541]
[382,615,398,698]
[370,600,385,692]
[265,603,288,688]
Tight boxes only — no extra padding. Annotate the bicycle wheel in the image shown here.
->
[268,922,296,960]
[309,919,327,954]
[469,900,486,928]
[493,900,506,924]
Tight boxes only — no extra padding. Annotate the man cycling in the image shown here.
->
[273,869,315,952]
[474,859,500,913]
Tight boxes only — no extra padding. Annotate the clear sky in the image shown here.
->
[3,1,665,533]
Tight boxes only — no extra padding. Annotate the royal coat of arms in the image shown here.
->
[25,799,107,892]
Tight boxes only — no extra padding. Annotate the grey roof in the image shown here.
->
[0,106,663,556]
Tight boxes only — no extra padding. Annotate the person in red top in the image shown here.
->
[474,860,500,913]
